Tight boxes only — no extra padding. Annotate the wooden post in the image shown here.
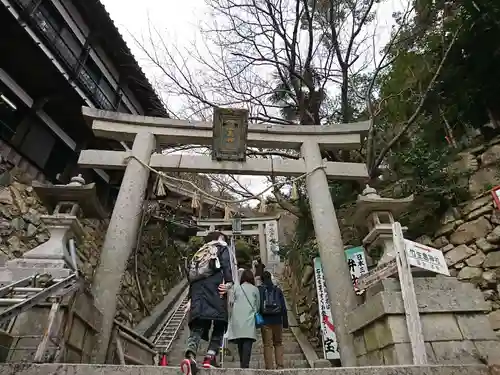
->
[392,222,427,365]
[34,301,60,362]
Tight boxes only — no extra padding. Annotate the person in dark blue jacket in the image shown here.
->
[258,271,289,369]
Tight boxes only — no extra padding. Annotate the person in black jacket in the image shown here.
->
[258,271,289,369]
[181,231,234,374]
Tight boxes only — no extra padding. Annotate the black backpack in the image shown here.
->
[261,285,282,315]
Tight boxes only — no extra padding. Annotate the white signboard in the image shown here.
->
[265,221,280,263]
[313,257,340,360]
[344,246,369,292]
[405,239,450,276]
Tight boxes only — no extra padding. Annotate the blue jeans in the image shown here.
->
[185,319,225,358]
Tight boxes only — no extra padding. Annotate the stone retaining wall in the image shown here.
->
[423,193,500,336]
[0,169,183,327]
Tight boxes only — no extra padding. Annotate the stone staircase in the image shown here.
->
[166,321,309,369]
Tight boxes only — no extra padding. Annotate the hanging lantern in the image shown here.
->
[259,196,266,213]
[154,175,167,198]
[232,216,242,234]
[224,204,232,220]
[191,191,200,209]
[291,181,299,200]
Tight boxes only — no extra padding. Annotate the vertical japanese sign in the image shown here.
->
[265,220,280,263]
[344,246,369,292]
[313,257,340,360]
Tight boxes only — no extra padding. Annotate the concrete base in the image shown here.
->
[0,363,493,375]
[347,276,500,366]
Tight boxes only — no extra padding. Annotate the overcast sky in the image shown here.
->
[100,0,406,205]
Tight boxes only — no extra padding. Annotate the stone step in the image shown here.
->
[0,362,488,375]
[168,353,305,364]
[221,360,309,369]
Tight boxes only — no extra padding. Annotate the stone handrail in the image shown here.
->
[134,279,189,339]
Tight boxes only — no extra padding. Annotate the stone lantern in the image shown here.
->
[354,185,413,265]
[1,175,106,283]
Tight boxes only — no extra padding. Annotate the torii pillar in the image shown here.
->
[302,140,358,366]
[78,107,369,366]
[91,132,155,363]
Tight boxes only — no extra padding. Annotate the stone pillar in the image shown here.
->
[258,223,267,264]
[91,132,155,363]
[300,140,357,366]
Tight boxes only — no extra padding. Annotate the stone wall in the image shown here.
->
[0,169,183,327]
[413,140,500,338]
[422,195,500,337]
[282,263,324,358]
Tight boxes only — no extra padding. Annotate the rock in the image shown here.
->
[441,244,454,253]
[466,204,494,221]
[469,167,500,196]
[449,268,458,277]
[445,244,476,266]
[35,233,49,244]
[488,310,500,331]
[480,144,500,167]
[487,226,500,243]
[7,236,21,251]
[466,251,486,267]
[450,152,479,174]
[482,270,497,285]
[492,210,500,225]
[450,217,492,245]
[415,235,434,247]
[477,237,497,252]
[457,266,482,280]
[483,289,497,301]
[433,236,449,248]
[301,265,314,286]
[435,220,462,238]
[0,188,12,205]
[10,217,25,231]
[0,205,12,219]
[462,195,493,216]
[484,251,500,268]
[455,262,465,269]
[0,219,12,236]
[26,224,37,237]
[22,208,41,225]
[10,185,27,214]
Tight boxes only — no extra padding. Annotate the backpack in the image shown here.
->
[261,285,282,315]
[188,241,221,282]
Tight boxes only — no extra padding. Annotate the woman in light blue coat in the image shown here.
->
[227,269,260,368]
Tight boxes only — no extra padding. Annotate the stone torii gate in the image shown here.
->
[196,215,281,266]
[78,107,369,365]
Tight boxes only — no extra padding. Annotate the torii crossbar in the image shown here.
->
[78,107,369,366]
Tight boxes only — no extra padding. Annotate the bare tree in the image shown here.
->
[132,0,393,215]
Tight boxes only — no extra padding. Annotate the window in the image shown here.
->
[0,92,23,141]
[45,141,74,181]
[31,3,64,44]
[58,28,82,69]
[18,119,56,169]
[77,59,115,109]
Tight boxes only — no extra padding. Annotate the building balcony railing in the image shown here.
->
[11,0,115,111]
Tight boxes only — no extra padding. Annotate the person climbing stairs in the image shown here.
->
[166,321,309,369]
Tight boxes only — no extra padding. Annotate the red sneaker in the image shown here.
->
[180,358,197,375]
[202,354,218,369]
